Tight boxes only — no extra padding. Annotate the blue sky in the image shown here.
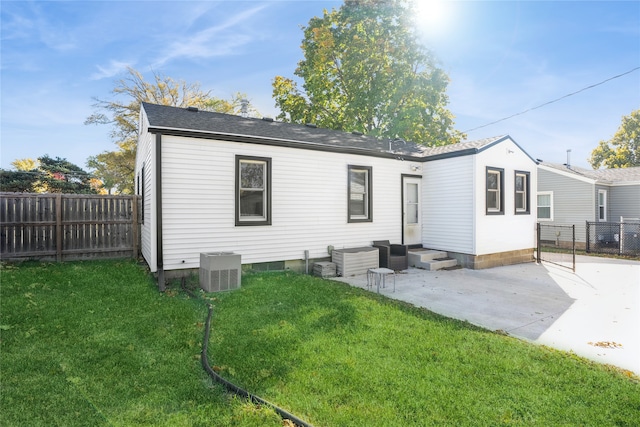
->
[1,0,639,171]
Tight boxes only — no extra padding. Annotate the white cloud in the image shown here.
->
[152,4,268,67]
[91,60,135,80]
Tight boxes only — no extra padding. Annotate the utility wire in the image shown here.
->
[463,66,640,133]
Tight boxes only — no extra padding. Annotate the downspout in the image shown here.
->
[471,155,477,256]
[155,133,165,291]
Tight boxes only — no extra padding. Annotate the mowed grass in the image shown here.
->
[2,261,639,426]
[1,260,281,427]
[209,271,640,426]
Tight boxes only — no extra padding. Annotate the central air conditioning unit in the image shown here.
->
[199,252,241,292]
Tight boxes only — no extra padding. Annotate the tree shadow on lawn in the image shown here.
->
[204,271,491,394]
[195,271,640,427]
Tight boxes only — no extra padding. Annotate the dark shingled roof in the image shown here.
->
[540,162,640,184]
[141,102,521,161]
[142,102,424,157]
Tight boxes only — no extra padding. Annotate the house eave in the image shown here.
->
[609,180,640,186]
[147,126,426,162]
[421,147,481,162]
[421,135,538,164]
[538,164,597,184]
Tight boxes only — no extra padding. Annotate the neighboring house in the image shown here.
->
[537,162,640,245]
[135,102,537,284]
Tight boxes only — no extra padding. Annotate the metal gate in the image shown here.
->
[536,223,575,272]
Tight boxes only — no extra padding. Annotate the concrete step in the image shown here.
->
[408,249,458,271]
[408,249,448,263]
[420,258,459,271]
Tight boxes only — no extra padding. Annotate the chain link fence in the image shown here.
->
[586,220,640,256]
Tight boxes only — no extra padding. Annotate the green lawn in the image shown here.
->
[209,272,640,426]
[1,260,281,427]
[2,261,639,426]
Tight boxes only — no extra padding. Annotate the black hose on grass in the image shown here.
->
[181,279,313,427]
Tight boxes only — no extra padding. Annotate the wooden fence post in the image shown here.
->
[132,195,139,259]
[56,193,62,262]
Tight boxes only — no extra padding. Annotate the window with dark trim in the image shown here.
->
[514,171,530,214]
[486,167,504,215]
[348,165,372,222]
[236,155,272,226]
[140,164,145,225]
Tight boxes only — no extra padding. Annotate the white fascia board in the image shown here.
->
[610,181,640,186]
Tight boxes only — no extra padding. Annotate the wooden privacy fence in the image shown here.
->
[0,193,139,262]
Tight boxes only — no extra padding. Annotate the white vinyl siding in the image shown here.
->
[423,155,475,254]
[158,136,405,271]
[134,107,157,271]
[423,138,537,256]
[475,140,537,255]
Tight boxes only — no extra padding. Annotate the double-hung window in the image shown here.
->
[598,189,607,222]
[537,191,553,221]
[348,165,372,222]
[486,167,504,215]
[514,171,530,214]
[236,156,271,226]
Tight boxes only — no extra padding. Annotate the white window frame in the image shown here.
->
[537,191,553,221]
[486,167,504,215]
[348,165,372,222]
[598,189,607,222]
[236,156,271,226]
[514,171,530,215]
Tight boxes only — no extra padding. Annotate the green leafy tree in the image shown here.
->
[86,67,258,193]
[589,109,640,168]
[272,0,464,146]
[11,158,39,171]
[0,170,39,193]
[37,155,96,194]
[86,144,136,195]
[1,156,95,194]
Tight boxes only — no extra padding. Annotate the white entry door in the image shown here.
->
[403,176,422,246]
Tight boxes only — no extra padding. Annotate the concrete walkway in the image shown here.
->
[334,254,640,375]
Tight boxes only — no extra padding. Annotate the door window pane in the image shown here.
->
[406,183,418,224]
[407,204,418,224]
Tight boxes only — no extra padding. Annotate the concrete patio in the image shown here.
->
[333,254,640,376]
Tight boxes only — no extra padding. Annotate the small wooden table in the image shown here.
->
[367,268,396,293]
